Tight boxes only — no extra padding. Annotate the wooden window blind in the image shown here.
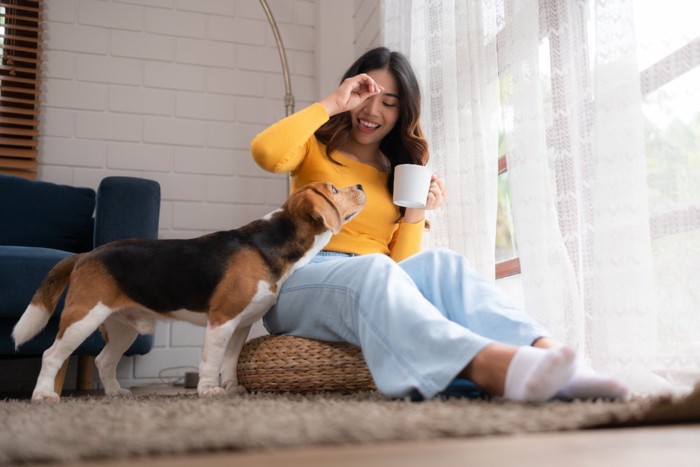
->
[0,0,42,179]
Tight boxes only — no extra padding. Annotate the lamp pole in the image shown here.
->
[259,0,295,117]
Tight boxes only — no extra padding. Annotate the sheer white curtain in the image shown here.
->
[383,0,500,277]
[385,0,700,395]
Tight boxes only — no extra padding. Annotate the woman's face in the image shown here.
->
[348,68,400,149]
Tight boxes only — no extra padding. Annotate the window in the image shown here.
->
[635,1,700,352]
[637,8,700,239]
[0,0,42,179]
[494,2,700,281]
[495,154,520,278]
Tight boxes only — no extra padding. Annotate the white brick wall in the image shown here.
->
[38,0,358,390]
[354,0,381,55]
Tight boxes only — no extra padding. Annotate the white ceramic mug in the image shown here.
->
[393,164,432,208]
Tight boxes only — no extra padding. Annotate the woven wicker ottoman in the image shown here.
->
[237,335,377,394]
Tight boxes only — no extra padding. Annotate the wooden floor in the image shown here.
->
[79,424,700,467]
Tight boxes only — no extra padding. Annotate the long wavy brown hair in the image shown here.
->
[315,47,429,200]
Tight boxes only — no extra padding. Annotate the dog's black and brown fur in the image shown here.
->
[13,182,366,402]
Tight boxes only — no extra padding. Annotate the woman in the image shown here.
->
[251,47,627,401]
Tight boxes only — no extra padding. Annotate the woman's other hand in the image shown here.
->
[403,174,446,223]
[318,74,383,117]
[425,174,446,210]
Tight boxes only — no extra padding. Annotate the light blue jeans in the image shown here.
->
[263,248,551,399]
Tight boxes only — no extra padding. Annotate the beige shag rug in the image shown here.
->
[1,385,700,464]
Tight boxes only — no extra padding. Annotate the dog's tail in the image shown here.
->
[12,254,80,350]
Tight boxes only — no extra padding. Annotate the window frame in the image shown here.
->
[495,154,521,279]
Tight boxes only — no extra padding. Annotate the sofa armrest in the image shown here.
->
[93,176,161,247]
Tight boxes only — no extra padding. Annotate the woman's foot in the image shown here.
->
[555,366,629,400]
[461,343,576,402]
[503,346,576,402]
[532,337,629,400]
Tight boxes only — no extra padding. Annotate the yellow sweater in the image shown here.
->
[250,103,424,262]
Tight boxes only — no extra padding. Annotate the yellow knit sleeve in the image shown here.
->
[250,103,330,174]
[389,219,425,263]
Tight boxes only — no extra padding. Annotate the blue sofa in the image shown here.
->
[0,174,161,391]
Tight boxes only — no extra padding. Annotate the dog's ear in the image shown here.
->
[287,183,343,234]
[311,203,342,234]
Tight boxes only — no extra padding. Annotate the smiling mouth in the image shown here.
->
[357,118,380,133]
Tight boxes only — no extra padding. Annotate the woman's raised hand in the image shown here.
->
[318,74,383,117]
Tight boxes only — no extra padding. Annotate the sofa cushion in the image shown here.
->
[0,175,95,252]
[0,246,73,318]
[0,245,154,355]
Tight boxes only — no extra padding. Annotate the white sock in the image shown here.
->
[556,366,629,400]
[503,346,576,402]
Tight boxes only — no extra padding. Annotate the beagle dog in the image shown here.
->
[13,182,366,402]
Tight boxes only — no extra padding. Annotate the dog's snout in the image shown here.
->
[355,184,364,192]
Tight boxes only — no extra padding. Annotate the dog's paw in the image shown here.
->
[32,391,60,403]
[198,385,226,398]
[105,387,133,397]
